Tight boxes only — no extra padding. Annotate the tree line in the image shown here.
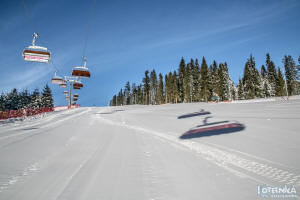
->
[110,54,300,106]
[0,84,54,111]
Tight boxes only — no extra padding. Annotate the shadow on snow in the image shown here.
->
[95,109,125,115]
[179,115,245,139]
[177,109,211,119]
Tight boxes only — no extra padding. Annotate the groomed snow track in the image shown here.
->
[0,99,299,199]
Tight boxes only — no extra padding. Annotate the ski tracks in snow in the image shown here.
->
[97,114,300,189]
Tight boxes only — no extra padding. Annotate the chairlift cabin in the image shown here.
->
[23,33,50,63]
[51,72,63,84]
[72,58,90,78]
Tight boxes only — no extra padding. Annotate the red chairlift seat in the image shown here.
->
[23,33,50,63]
[73,94,79,98]
[73,86,81,90]
[72,57,90,78]
[72,66,90,78]
[73,82,83,88]
[63,91,68,95]
[51,76,63,84]
[51,72,63,84]
[59,83,67,88]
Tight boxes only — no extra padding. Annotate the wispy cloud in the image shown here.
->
[141,0,299,49]
[0,65,52,92]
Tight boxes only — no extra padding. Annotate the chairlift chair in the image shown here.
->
[59,83,67,88]
[63,91,68,95]
[23,33,50,63]
[51,71,63,84]
[73,94,79,98]
[73,81,83,88]
[73,86,81,90]
[72,57,90,78]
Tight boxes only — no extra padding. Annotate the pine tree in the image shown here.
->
[6,88,20,110]
[143,70,150,104]
[19,90,31,109]
[183,63,191,102]
[42,84,54,108]
[173,71,180,103]
[209,61,219,100]
[150,70,158,105]
[276,68,285,96]
[237,78,245,100]
[283,55,298,95]
[124,81,131,105]
[178,57,185,102]
[192,58,200,102]
[260,65,271,98]
[137,84,143,104]
[117,89,123,106]
[164,74,169,103]
[30,89,42,109]
[111,95,117,106]
[266,53,277,96]
[243,55,261,99]
[157,73,164,104]
[218,63,233,100]
[199,57,209,101]
[131,83,137,104]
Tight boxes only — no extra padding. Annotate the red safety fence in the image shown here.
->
[0,107,54,120]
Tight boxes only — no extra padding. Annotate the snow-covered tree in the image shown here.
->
[243,55,261,99]
[178,58,185,103]
[276,68,286,96]
[199,57,209,101]
[143,70,150,105]
[237,78,245,100]
[157,73,164,104]
[266,53,277,96]
[30,89,42,109]
[183,63,191,102]
[150,70,158,105]
[283,55,298,95]
[41,84,54,108]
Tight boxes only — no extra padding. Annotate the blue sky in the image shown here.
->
[0,0,299,106]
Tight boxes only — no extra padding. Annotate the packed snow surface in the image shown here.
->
[0,98,300,199]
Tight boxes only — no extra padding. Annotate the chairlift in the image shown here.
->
[73,86,81,90]
[59,83,67,88]
[63,91,68,95]
[73,81,83,88]
[73,97,78,101]
[72,57,90,78]
[73,94,79,98]
[51,71,63,84]
[23,33,50,63]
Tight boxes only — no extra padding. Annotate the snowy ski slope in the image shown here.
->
[0,98,299,199]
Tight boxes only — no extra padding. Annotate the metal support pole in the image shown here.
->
[68,82,72,108]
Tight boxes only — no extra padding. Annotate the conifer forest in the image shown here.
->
[0,84,54,111]
[110,54,300,106]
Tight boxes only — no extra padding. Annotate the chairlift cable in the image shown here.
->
[82,0,97,59]
[21,0,38,35]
